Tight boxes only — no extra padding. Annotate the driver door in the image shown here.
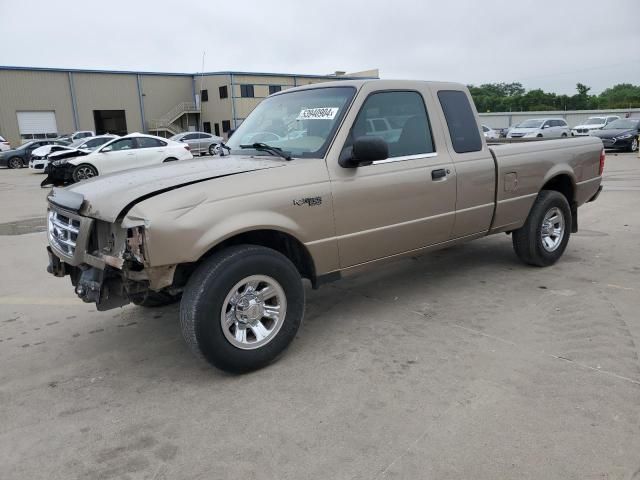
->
[97,138,138,174]
[326,88,457,268]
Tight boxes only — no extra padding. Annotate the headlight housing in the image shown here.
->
[52,159,68,166]
[615,133,633,140]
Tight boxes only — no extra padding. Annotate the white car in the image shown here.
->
[571,116,620,136]
[507,118,570,139]
[482,125,499,140]
[69,134,119,150]
[0,135,10,152]
[29,144,78,172]
[48,133,193,183]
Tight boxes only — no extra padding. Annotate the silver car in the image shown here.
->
[170,131,223,156]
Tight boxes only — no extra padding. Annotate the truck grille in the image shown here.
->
[48,210,81,256]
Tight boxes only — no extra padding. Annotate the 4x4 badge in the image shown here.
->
[293,196,322,207]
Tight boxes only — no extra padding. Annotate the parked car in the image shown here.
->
[0,139,64,169]
[69,134,118,150]
[0,135,10,152]
[45,79,603,373]
[29,144,78,172]
[42,133,193,185]
[55,131,95,145]
[571,116,620,136]
[507,118,570,138]
[482,125,499,140]
[169,131,223,156]
[589,118,640,152]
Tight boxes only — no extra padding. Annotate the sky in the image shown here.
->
[0,0,638,95]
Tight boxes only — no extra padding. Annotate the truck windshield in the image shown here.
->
[226,86,356,158]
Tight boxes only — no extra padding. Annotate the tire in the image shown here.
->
[7,157,23,169]
[131,290,182,307]
[561,133,568,137]
[536,134,543,138]
[72,164,98,182]
[630,137,638,153]
[180,245,304,373]
[208,144,220,156]
[512,190,571,267]
[163,157,178,163]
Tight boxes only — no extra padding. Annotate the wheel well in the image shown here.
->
[175,229,317,288]
[541,174,577,232]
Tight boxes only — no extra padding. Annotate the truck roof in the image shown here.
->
[275,79,468,95]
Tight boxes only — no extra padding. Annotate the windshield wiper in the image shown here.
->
[239,142,292,161]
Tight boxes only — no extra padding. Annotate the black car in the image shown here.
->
[0,140,63,169]
[590,118,640,152]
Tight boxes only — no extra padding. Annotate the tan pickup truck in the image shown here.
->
[46,80,604,372]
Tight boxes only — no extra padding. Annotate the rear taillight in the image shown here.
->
[599,148,605,176]
[184,145,190,151]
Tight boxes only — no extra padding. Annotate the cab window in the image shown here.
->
[351,91,435,158]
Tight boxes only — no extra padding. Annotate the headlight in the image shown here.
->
[52,159,68,166]
[615,133,633,140]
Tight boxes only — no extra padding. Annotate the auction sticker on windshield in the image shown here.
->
[297,107,339,120]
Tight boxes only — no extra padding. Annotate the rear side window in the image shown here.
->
[437,90,482,153]
[137,137,166,148]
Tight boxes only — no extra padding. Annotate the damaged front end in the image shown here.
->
[41,149,91,187]
[46,188,177,311]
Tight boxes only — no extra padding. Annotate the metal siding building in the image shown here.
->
[0,66,379,146]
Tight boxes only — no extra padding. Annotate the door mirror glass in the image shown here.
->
[101,145,113,152]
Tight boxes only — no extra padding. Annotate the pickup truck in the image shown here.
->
[45,80,604,373]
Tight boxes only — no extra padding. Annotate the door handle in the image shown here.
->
[431,168,448,180]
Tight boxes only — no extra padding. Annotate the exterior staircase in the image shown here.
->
[148,102,200,136]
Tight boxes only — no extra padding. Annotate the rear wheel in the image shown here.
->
[208,144,219,156]
[72,164,98,182]
[512,190,571,267]
[630,137,638,152]
[180,245,304,373]
[8,157,23,169]
[561,132,568,137]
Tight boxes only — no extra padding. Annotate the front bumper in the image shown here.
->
[599,136,633,149]
[29,160,48,171]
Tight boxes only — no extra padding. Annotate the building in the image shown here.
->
[0,66,379,146]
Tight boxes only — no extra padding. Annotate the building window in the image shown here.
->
[214,123,220,136]
[269,85,282,95]
[219,85,228,99]
[203,121,211,133]
[240,84,254,98]
[222,120,231,133]
[201,89,208,102]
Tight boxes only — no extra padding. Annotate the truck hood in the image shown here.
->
[49,155,286,222]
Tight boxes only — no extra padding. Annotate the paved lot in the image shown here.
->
[1,153,639,480]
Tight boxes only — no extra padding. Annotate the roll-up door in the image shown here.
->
[16,111,58,137]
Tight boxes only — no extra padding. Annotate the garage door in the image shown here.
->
[16,111,58,137]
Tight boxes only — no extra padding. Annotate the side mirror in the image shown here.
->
[339,136,388,168]
[542,124,550,129]
[101,146,113,152]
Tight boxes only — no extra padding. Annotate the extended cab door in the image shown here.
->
[326,85,457,268]
[435,87,496,238]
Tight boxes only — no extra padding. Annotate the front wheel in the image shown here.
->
[630,137,638,153]
[72,164,98,182]
[512,190,571,267]
[208,144,220,156]
[561,132,568,137]
[180,245,304,373]
[8,157,23,169]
